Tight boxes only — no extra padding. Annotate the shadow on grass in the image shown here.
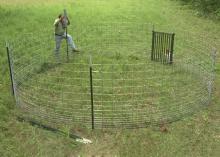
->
[17,116,82,140]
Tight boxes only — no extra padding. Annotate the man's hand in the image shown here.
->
[59,16,64,22]
[66,17,70,25]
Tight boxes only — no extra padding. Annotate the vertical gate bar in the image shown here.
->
[151,31,155,61]
[167,33,171,64]
[159,32,162,62]
[154,32,156,61]
[156,33,159,61]
[153,25,156,61]
[6,42,15,96]
[162,32,165,63]
[165,33,169,64]
[170,33,175,64]
[155,33,158,61]
[164,33,169,63]
[160,33,163,62]
[89,55,94,129]
[169,35,172,64]
[162,32,165,64]
[157,33,160,61]
[166,33,169,63]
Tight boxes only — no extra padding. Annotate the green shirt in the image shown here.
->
[54,18,65,35]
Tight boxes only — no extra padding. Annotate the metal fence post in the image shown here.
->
[151,31,155,61]
[89,55,95,129]
[64,9,69,62]
[6,42,15,96]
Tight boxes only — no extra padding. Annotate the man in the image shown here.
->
[54,13,79,59]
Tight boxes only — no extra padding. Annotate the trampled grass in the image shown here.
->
[0,0,220,156]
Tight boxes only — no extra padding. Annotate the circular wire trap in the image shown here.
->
[7,22,216,129]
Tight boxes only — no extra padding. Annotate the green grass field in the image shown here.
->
[0,0,220,156]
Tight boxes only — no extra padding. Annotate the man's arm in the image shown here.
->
[67,17,70,25]
[54,19,60,26]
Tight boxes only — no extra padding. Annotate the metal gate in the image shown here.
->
[151,31,175,64]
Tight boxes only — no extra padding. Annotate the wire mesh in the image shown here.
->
[7,22,217,129]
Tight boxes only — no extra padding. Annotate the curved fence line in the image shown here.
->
[6,23,217,129]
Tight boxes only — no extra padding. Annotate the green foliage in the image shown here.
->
[177,0,220,19]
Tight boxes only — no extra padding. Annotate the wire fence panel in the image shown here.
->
[6,23,217,129]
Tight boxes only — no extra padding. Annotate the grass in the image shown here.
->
[0,0,220,156]
[17,55,207,128]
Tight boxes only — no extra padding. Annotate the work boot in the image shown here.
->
[72,48,80,53]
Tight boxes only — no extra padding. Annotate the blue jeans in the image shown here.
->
[54,33,76,60]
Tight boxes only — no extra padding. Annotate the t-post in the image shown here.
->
[6,42,15,96]
[63,9,69,62]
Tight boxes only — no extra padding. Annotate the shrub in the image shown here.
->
[178,0,220,19]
